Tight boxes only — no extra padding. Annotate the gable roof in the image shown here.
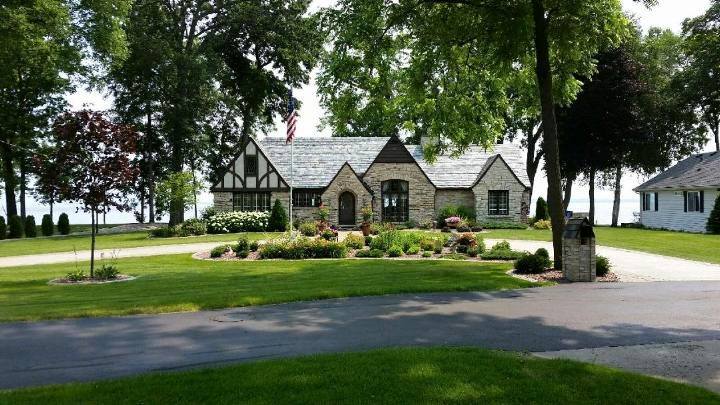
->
[256,136,529,189]
[406,143,531,188]
[634,151,720,192]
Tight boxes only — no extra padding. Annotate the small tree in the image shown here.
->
[8,215,23,239]
[24,216,37,238]
[268,199,288,232]
[535,197,549,221]
[707,194,720,234]
[35,111,140,277]
[0,216,6,240]
[57,213,70,235]
[155,171,204,226]
[41,214,54,236]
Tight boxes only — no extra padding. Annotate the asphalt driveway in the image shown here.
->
[2,281,720,391]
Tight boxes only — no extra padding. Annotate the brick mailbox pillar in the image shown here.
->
[562,217,596,282]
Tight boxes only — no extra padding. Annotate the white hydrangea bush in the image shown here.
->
[207,211,270,233]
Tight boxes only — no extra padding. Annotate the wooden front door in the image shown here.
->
[339,192,356,225]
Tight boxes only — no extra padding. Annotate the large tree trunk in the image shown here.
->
[611,165,622,227]
[525,123,544,204]
[563,175,574,212]
[49,201,53,222]
[532,0,565,269]
[714,119,719,152]
[588,169,596,225]
[1,143,17,218]
[19,159,26,219]
[149,180,156,223]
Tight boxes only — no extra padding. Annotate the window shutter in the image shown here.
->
[683,191,688,212]
[700,191,705,213]
[654,193,658,211]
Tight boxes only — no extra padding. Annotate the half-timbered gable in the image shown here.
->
[211,137,289,192]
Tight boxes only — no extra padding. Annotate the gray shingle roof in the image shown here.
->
[406,143,531,188]
[259,136,530,189]
[634,151,720,191]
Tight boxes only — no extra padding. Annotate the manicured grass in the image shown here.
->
[481,227,720,264]
[0,231,278,258]
[0,255,532,322]
[3,347,717,404]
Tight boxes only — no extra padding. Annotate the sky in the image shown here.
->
[20,0,716,225]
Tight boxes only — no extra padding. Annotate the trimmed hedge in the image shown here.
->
[596,255,612,277]
[57,213,70,235]
[41,214,54,236]
[268,199,288,232]
[259,238,347,260]
[8,215,23,239]
[0,216,6,240]
[24,216,37,238]
[355,249,385,258]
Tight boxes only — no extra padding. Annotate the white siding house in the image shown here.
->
[634,152,719,233]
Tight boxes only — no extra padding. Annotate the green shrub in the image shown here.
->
[201,206,219,221]
[180,218,207,236]
[420,239,435,251]
[456,245,468,254]
[344,234,365,249]
[437,205,475,227]
[441,253,466,261]
[321,229,337,241]
[535,197,549,221]
[477,221,527,230]
[596,255,612,277]
[422,251,432,258]
[355,249,385,258]
[249,241,259,252]
[8,215,23,239]
[535,248,552,268]
[533,219,552,230]
[405,245,420,255]
[268,199,288,232]
[299,221,318,237]
[23,216,37,238]
[364,235,373,246]
[370,222,395,235]
[491,240,511,251]
[475,235,486,253]
[387,245,403,257]
[481,241,525,260]
[259,238,347,259]
[236,236,250,252]
[95,264,120,280]
[707,194,720,234]
[370,230,447,253]
[65,269,86,282]
[235,249,250,259]
[41,214,54,236]
[467,246,480,257]
[433,240,443,254]
[149,227,176,238]
[57,213,70,235]
[210,244,232,258]
[0,216,5,240]
[514,254,548,274]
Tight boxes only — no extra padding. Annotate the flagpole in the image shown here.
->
[290,137,294,238]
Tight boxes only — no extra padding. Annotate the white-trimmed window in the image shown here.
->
[233,192,270,212]
[642,192,657,211]
[686,191,701,212]
[488,190,509,216]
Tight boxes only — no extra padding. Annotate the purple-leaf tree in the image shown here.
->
[35,110,140,278]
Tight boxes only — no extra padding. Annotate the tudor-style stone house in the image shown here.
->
[211,136,531,227]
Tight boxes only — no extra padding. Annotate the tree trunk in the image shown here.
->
[149,180,156,223]
[1,143,17,218]
[191,160,198,219]
[588,169,596,225]
[714,120,719,152]
[139,190,145,224]
[90,208,96,279]
[532,0,565,269]
[19,160,26,219]
[49,201,53,222]
[611,166,622,227]
[563,176,574,212]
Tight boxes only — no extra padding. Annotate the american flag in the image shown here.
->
[286,90,297,144]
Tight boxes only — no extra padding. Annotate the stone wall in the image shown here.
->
[562,238,596,282]
[435,189,475,216]
[213,192,233,212]
[472,158,529,223]
[322,164,373,226]
[363,162,436,224]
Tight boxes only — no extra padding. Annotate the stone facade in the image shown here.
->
[562,238,597,282]
[213,192,233,212]
[472,157,530,223]
[362,162,436,224]
[434,189,475,215]
[321,164,373,226]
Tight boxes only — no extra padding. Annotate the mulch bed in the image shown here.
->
[48,275,136,285]
[509,269,618,283]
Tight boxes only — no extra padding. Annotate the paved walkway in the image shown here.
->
[2,282,720,391]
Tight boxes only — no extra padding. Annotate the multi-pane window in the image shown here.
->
[642,192,657,211]
[488,190,509,216]
[687,191,701,212]
[293,190,322,207]
[381,180,409,222]
[233,192,270,212]
[244,154,258,177]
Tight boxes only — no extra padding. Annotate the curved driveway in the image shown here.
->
[2,281,720,390]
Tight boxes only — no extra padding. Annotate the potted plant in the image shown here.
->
[445,216,461,229]
[360,205,373,236]
[317,204,330,232]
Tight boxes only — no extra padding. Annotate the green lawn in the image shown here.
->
[0,255,533,322]
[481,227,720,264]
[0,231,278,258]
[3,347,716,404]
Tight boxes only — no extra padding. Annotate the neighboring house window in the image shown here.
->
[382,180,409,222]
[244,154,258,177]
[642,192,658,211]
[293,190,322,207]
[488,190,509,216]
[233,192,270,212]
[685,191,704,212]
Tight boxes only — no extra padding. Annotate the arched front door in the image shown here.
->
[339,192,356,226]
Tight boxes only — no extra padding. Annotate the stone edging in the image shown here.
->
[48,275,137,286]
